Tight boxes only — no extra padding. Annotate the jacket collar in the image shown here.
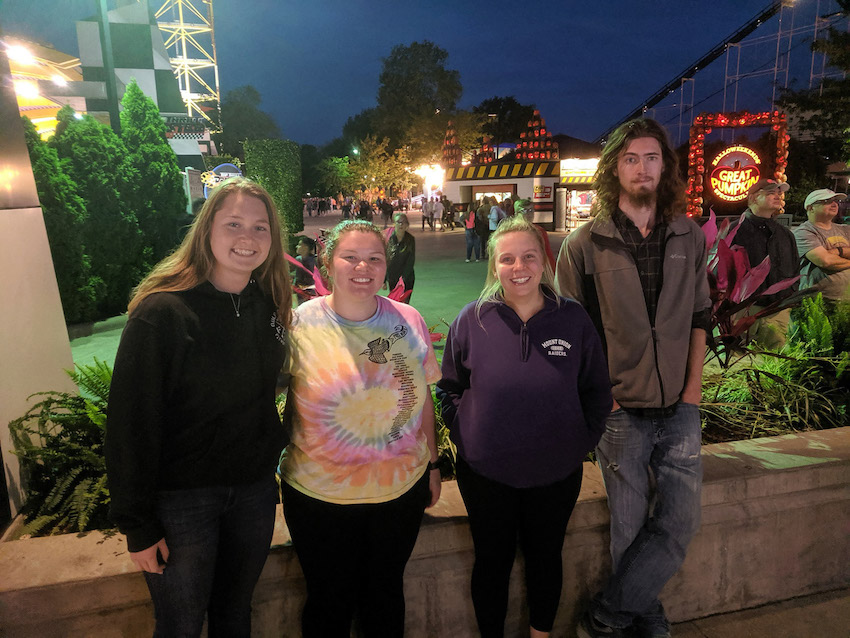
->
[589,210,692,245]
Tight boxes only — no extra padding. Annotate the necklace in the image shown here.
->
[229,293,241,317]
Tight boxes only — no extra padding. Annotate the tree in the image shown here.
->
[342,108,385,148]
[316,156,356,196]
[474,96,537,147]
[779,1,850,162]
[402,109,486,166]
[244,139,303,233]
[22,117,100,323]
[120,79,187,262]
[376,41,462,147]
[300,144,323,195]
[51,105,145,316]
[214,85,282,160]
[349,135,413,197]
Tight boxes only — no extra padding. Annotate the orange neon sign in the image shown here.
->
[709,146,761,202]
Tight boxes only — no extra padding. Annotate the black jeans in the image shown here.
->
[455,457,583,637]
[282,471,430,638]
[143,476,278,638]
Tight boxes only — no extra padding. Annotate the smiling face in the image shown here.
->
[494,231,545,306]
[615,136,663,203]
[208,193,272,292]
[327,230,387,303]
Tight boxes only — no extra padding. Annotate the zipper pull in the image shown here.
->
[521,323,529,362]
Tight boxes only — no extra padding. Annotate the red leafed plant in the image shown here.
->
[702,210,804,366]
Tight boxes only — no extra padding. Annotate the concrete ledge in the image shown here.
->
[1,428,848,637]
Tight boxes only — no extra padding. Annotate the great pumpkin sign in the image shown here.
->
[709,146,761,202]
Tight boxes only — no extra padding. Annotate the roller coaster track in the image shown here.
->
[594,0,782,143]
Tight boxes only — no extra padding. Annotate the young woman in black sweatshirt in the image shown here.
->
[105,178,292,636]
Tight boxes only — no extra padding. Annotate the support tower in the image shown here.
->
[155,0,221,131]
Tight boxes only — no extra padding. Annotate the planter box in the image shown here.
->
[1,428,848,637]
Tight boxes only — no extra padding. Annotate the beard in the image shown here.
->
[621,188,657,209]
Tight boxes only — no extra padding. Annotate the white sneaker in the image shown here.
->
[465,259,470,263]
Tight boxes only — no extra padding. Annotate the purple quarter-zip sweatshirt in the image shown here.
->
[436,293,612,488]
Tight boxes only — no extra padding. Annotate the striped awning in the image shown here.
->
[560,175,594,185]
[445,161,560,181]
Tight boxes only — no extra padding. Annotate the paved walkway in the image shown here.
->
[671,587,849,637]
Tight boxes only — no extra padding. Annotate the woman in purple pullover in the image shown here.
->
[436,215,612,638]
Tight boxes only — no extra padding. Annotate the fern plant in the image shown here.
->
[9,359,113,536]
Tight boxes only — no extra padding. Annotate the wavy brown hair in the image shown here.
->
[591,118,685,222]
[128,177,292,328]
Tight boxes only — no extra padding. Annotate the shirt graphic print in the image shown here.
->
[280,296,440,504]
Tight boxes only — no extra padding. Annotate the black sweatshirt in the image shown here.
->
[105,281,287,552]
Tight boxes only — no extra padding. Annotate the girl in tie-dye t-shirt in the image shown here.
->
[279,220,441,638]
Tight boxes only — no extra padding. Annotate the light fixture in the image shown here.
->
[13,80,39,99]
[6,45,35,65]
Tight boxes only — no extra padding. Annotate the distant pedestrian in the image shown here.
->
[386,212,416,302]
[433,197,445,232]
[422,197,433,230]
[476,198,492,258]
[460,204,481,262]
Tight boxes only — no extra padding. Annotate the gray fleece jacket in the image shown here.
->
[555,214,710,409]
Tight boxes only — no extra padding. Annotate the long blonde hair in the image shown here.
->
[475,215,558,319]
[128,177,292,328]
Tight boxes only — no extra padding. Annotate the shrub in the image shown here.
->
[22,116,101,323]
[244,139,303,234]
[701,294,849,443]
[10,360,113,535]
[51,106,146,317]
[120,79,187,263]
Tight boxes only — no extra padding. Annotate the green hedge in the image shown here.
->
[244,139,303,234]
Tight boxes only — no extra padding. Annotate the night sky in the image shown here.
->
[0,0,833,146]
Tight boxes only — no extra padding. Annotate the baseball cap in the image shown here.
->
[747,178,790,198]
[804,188,847,209]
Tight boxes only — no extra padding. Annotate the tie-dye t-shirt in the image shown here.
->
[280,295,441,504]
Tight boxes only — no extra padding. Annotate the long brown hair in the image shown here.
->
[128,177,292,328]
[591,118,685,222]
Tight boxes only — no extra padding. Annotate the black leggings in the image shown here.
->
[281,472,429,638]
[455,456,583,637]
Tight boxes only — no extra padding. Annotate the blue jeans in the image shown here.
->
[591,403,702,631]
[143,477,278,638]
[465,228,481,260]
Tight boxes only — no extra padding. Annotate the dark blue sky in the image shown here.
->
[1,0,837,146]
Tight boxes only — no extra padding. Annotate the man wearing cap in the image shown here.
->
[794,189,850,301]
[730,178,799,348]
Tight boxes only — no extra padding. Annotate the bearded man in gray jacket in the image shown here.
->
[556,118,710,638]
